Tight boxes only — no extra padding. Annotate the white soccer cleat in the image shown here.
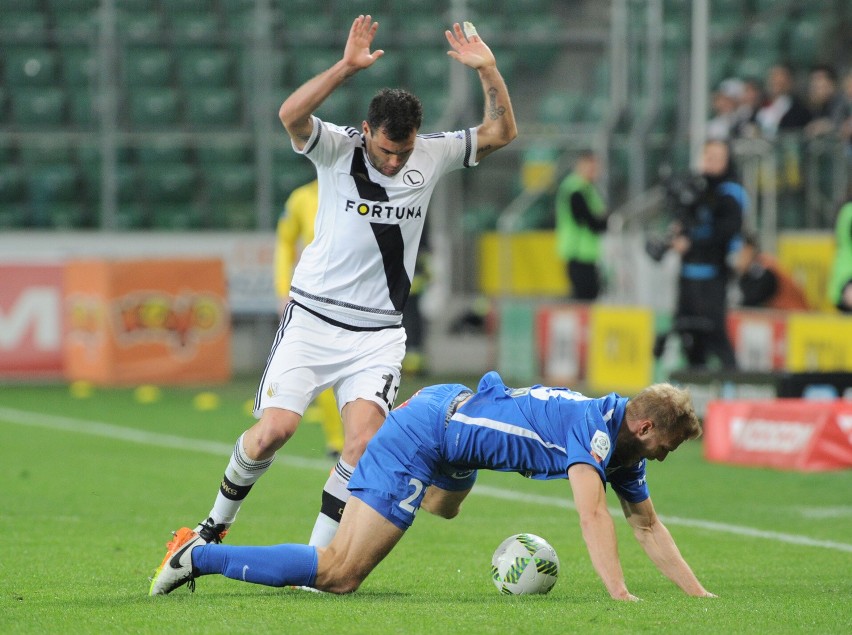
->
[149,527,204,595]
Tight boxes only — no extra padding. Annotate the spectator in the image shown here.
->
[554,150,609,300]
[804,64,848,139]
[828,199,852,313]
[757,63,812,139]
[733,233,809,311]
[733,76,765,139]
[707,77,745,141]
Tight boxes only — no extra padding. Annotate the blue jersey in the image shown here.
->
[445,371,649,502]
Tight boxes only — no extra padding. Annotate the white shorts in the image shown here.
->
[253,302,406,418]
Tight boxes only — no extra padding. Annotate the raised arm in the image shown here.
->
[619,496,717,597]
[279,15,384,149]
[567,463,638,601]
[445,23,518,162]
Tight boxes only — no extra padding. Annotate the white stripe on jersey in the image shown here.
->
[451,412,568,454]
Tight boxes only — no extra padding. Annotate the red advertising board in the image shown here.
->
[704,399,852,471]
[0,263,64,378]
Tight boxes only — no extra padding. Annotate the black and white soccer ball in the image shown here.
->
[491,533,560,595]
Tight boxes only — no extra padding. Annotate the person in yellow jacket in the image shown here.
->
[275,178,344,458]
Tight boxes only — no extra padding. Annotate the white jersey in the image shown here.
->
[289,115,478,328]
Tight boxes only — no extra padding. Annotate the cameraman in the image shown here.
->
[669,139,744,369]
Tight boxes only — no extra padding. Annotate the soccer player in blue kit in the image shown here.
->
[150,372,717,601]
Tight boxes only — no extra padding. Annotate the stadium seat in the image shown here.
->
[80,163,139,203]
[52,10,100,44]
[538,91,584,125]
[787,19,822,67]
[140,163,197,203]
[46,202,89,229]
[136,136,191,164]
[0,205,30,229]
[184,88,241,126]
[4,48,58,87]
[118,12,165,44]
[0,166,26,203]
[18,135,75,164]
[282,13,335,45]
[274,159,317,202]
[195,137,253,166]
[170,13,220,45]
[313,90,353,125]
[67,88,102,127]
[411,48,451,89]
[177,50,233,88]
[152,203,204,230]
[123,47,173,87]
[205,164,256,202]
[11,88,67,126]
[128,88,181,126]
[26,164,80,203]
[113,203,150,230]
[61,47,98,87]
[290,48,344,86]
[0,88,7,125]
[2,12,48,42]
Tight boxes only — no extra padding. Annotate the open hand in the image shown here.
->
[343,15,384,71]
[445,22,496,69]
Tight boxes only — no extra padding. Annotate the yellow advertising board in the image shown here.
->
[479,231,568,296]
[586,305,653,394]
[786,313,852,371]
[777,233,835,311]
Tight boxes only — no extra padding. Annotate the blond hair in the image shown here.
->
[625,383,702,440]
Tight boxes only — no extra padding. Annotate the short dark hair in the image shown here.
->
[366,88,423,141]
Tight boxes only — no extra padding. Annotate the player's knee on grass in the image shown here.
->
[314,548,369,594]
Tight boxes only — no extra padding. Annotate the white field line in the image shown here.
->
[2,405,852,555]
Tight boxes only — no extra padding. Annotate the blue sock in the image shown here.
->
[192,543,318,588]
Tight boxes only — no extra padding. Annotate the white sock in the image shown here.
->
[203,433,275,528]
[308,459,354,547]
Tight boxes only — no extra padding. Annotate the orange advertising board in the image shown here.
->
[63,258,231,385]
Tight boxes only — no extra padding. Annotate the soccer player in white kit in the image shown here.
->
[150,15,517,566]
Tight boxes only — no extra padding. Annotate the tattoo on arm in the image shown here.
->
[486,87,506,120]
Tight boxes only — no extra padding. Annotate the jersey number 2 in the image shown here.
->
[399,477,424,514]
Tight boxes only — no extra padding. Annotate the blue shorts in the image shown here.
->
[348,383,477,530]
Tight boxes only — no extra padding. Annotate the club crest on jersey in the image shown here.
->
[590,430,611,463]
[345,200,423,220]
[402,169,424,186]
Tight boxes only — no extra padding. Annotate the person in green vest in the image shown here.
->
[555,150,609,300]
[828,199,852,313]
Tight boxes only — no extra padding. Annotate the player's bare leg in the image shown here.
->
[308,398,385,546]
[314,496,404,593]
[421,486,473,519]
[195,407,301,541]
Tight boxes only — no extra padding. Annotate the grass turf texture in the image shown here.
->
[2,374,851,634]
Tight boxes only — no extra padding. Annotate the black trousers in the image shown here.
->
[567,260,601,301]
[675,275,737,369]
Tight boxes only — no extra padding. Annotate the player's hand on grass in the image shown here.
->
[343,15,384,72]
[445,22,496,70]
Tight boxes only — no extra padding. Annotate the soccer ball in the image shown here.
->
[491,533,559,595]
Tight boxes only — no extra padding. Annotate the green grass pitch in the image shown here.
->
[2,374,850,634]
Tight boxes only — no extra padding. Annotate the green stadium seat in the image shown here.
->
[0,205,30,229]
[18,136,75,164]
[218,203,258,230]
[195,137,253,165]
[46,203,89,229]
[141,164,197,203]
[11,88,67,126]
[53,11,100,44]
[4,48,58,86]
[123,48,173,86]
[2,12,48,42]
[128,88,181,126]
[290,48,342,86]
[405,13,441,44]
[45,0,100,10]
[349,55,402,93]
[67,88,101,127]
[273,155,316,201]
[61,47,98,86]
[170,13,220,45]
[538,91,583,125]
[136,136,191,164]
[282,13,335,45]
[80,163,139,203]
[313,90,353,125]
[118,12,165,44]
[113,203,150,230]
[787,19,822,67]
[0,166,27,203]
[177,50,233,87]
[184,88,241,126]
[412,48,451,88]
[205,164,256,202]
[26,164,80,202]
[0,88,7,126]
[152,203,204,230]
